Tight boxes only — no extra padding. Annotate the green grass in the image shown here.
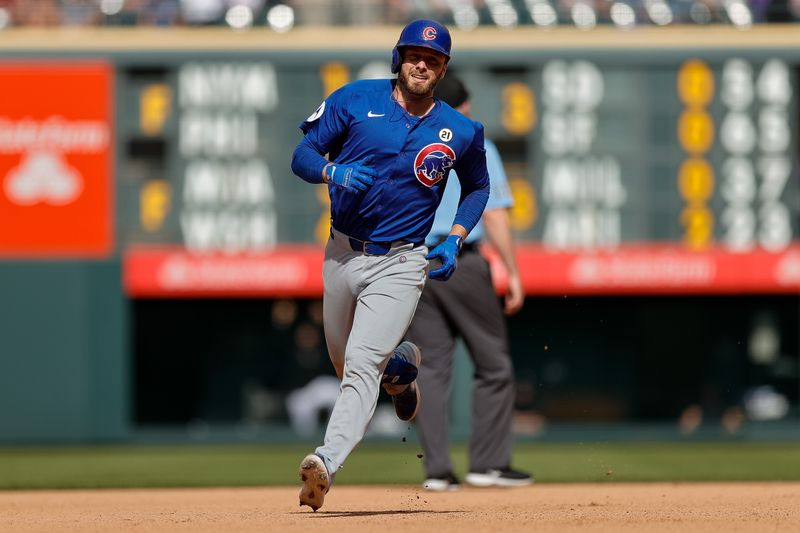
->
[1,442,799,490]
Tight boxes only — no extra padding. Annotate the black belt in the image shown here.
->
[332,229,421,256]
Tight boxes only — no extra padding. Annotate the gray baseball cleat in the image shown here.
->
[298,453,330,511]
[382,341,422,421]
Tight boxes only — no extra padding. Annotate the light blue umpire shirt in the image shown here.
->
[426,138,513,246]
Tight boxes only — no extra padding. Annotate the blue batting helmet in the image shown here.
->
[391,19,452,74]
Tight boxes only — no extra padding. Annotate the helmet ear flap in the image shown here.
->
[391,47,401,74]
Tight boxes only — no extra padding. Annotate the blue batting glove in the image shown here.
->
[426,235,463,281]
[324,157,377,193]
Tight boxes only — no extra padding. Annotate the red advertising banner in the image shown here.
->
[124,243,800,298]
[0,62,113,258]
[486,244,800,295]
[124,245,325,298]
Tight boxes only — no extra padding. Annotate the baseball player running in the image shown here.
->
[290,19,490,511]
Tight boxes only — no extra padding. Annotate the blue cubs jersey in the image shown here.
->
[299,79,489,244]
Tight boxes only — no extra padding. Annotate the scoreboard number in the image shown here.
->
[720,58,793,253]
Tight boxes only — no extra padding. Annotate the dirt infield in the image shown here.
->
[2,483,799,532]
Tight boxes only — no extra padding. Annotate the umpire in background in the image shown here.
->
[406,74,532,490]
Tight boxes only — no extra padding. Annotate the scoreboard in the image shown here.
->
[498,55,800,294]
[120,37,800,296]
[530,58,795,251]
[1,27,799,296]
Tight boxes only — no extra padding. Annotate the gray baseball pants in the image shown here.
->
[315,228,428,477]
[405,247,515,477]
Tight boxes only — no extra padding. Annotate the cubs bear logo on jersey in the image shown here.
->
[414,143,456,187]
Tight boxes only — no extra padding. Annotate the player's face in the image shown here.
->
[398,46,448,97]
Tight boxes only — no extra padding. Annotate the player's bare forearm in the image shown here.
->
[449,223,468,240]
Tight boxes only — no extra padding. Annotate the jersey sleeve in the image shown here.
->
[451,122,490,233]
[299,86,351,154]
[454,122,489,194]
[484,138,513,210]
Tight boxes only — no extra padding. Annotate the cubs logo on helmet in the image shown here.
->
[422,27,437,40]
[414,143,456,187]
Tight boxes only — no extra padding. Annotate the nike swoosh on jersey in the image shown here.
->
[367,111,385,118]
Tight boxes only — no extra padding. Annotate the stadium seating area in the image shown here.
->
[0,0,797,31]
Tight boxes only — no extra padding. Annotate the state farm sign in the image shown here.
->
[0,62,113,257]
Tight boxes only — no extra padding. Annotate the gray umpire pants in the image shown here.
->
[315,228,428,477]
[405,247,515,477]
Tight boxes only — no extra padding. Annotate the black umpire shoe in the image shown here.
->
[382,341,422,421]
[465,467,533,487]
